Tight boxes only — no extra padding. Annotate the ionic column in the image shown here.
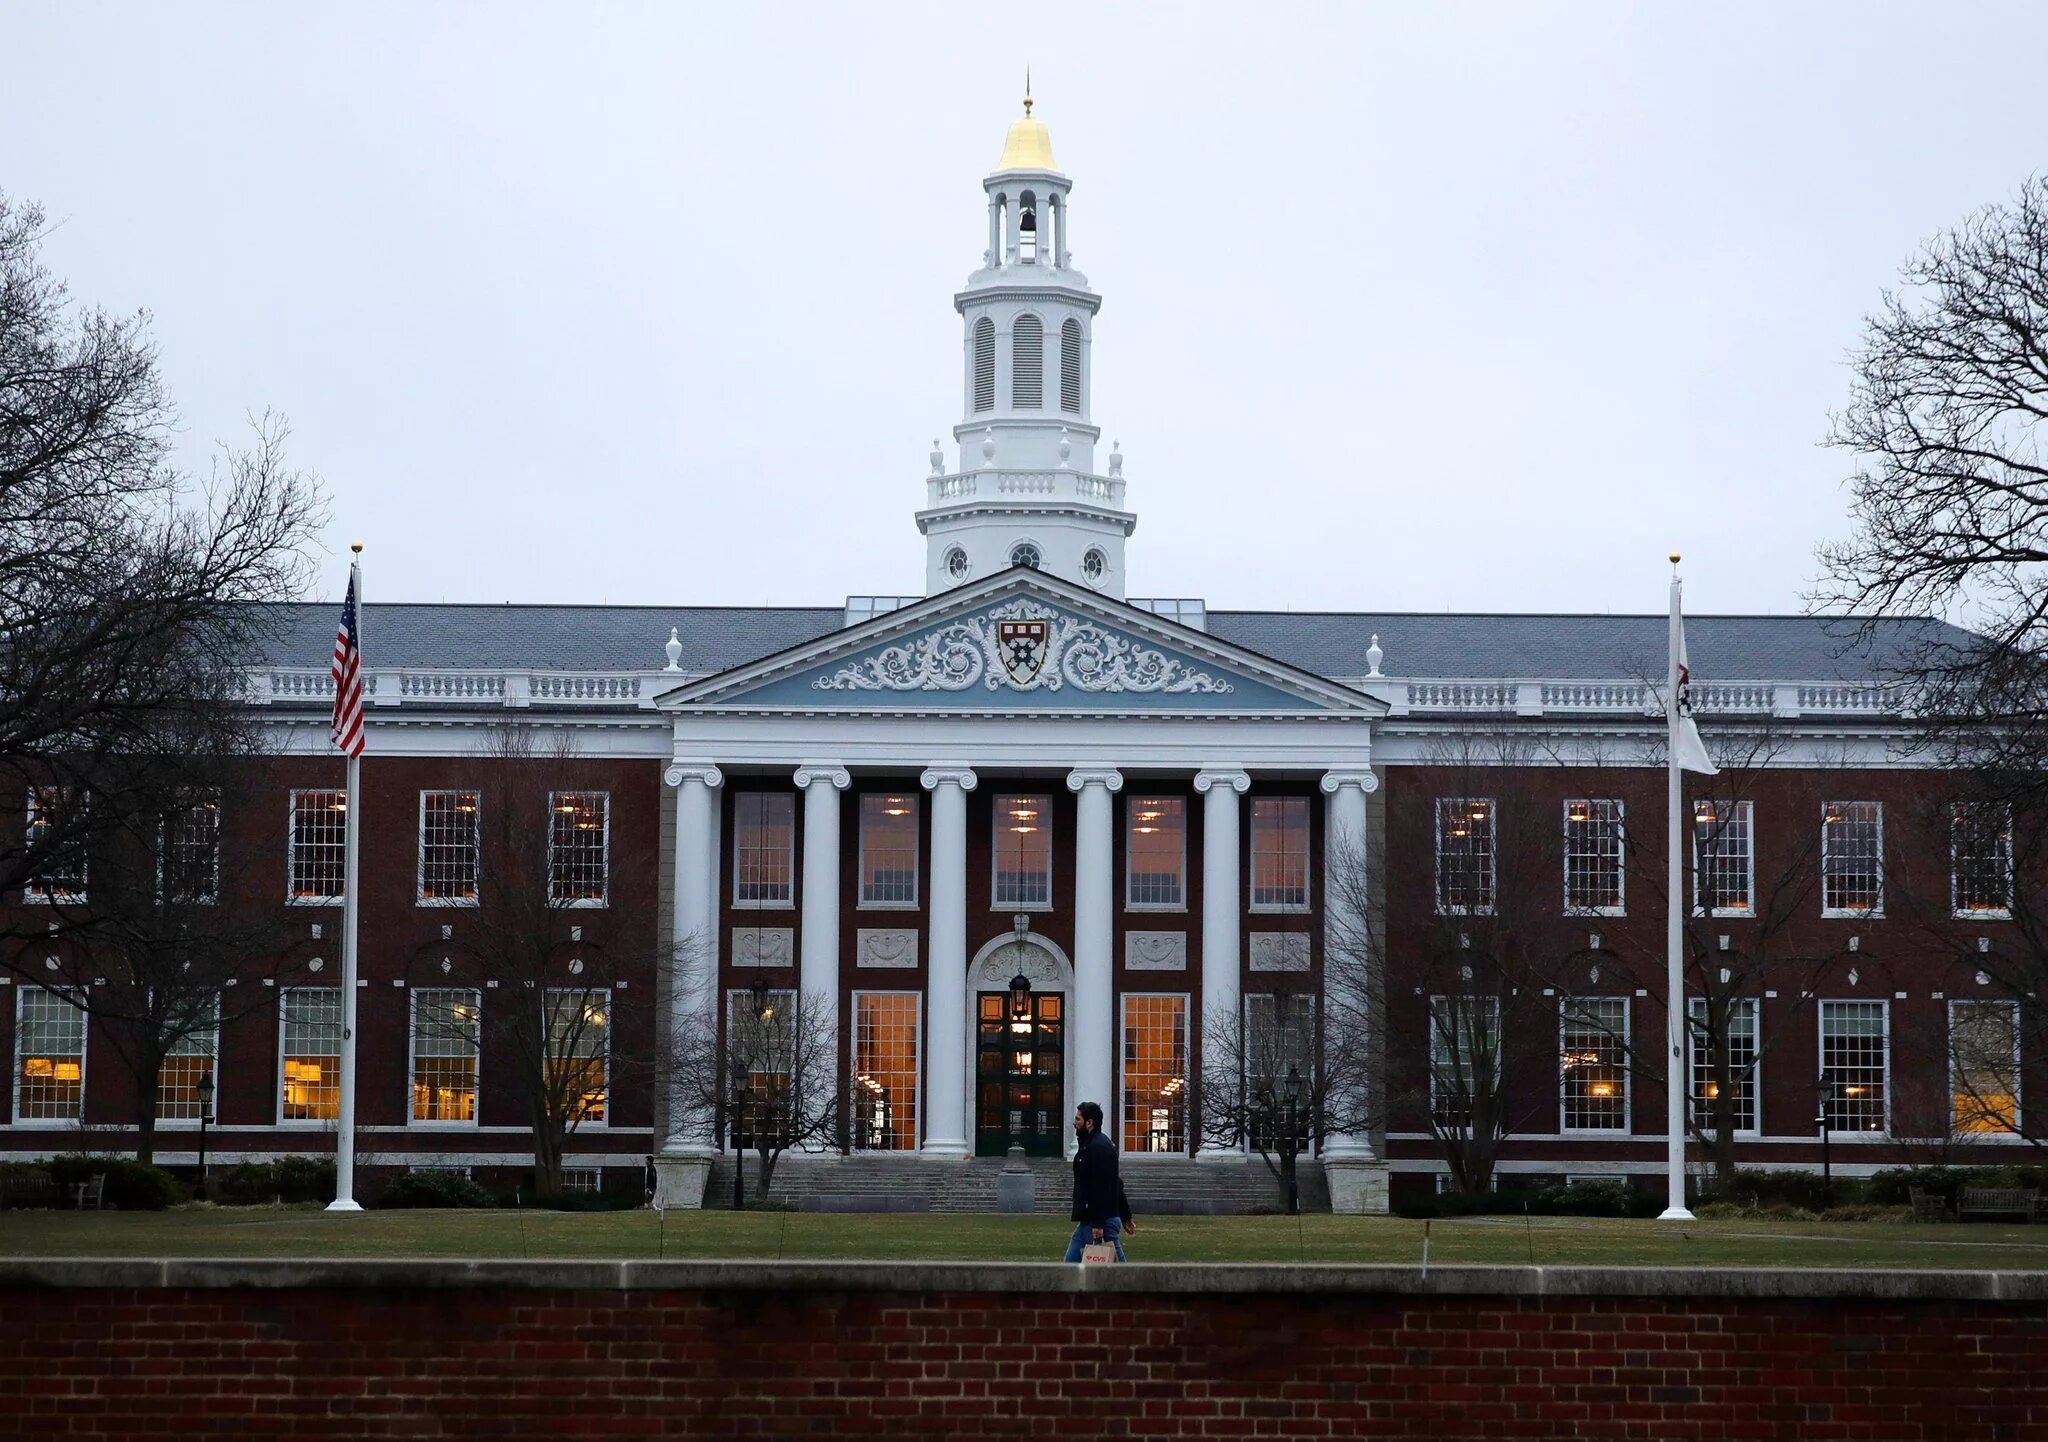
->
[1067,767,1123,1144]
[919,766,977,1157]
[1320,769,1379,1161]
[663,762,723,1155]
[1193,768,1250,1159]
[795,764,851,1149]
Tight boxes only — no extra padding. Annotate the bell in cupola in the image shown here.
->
[1019,200,1038,262]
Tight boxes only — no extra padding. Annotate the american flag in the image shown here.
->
[330,565,366,758]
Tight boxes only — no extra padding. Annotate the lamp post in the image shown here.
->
[196,1068,215,1199]
[1283,1063,1304,1217]
[1814,1068,1835,1200]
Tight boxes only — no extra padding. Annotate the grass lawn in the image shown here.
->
[7,1206,2048,1268]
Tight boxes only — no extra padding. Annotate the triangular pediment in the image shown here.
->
[658,571,1382,715]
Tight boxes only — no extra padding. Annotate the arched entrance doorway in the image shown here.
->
[966,925,1073,1158]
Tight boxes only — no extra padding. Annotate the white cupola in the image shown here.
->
[916,86,1136,599]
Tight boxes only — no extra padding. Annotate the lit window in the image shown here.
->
[548,791,609,907]
[1563,799,1624,916]
[1820,1000,1888,1133]
[162,794,221,906]
[1244,993,1315,1152]
[1120,994,1187,1153]
[1821,801,1883,917]
[1560,997,1628,1132]
[852,991,920,1151]
[14,987,85,1121]
[993,794,1052,908]
[727,988,797,1150]
[159,996,219,1121]
[1250,796,1310,911]
[418,790,481,905]
[1434,797,1495,915]
[547,990,609,1123]
[732,792,795,907]
[1688,997,1758,1137]
[859,794,919,906]
[24,787,87,904]
[1952,802,2013,919]
[1692,799,1754,917]
[411,988,481,1123]
[1429,994,1500,1128]
[288,789,347,904]
[1009,542,1042,570]
[1125,796,1185,908]
[1951,999,2020,1135]
[280,988,342,1121]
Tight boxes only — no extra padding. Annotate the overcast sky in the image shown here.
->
[6,3,2043,617]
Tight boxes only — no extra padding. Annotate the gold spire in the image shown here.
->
[996,77,1057,172]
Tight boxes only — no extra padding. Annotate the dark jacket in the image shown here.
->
[1070,1128,1123,1226]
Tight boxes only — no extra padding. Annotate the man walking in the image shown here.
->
[1065,1101,1127,1262]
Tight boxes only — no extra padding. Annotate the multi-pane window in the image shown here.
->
[14,987,85,1121]
[280,988,342,1121]
[732,792,795,907]
[288,789,347,903]
[1952,802,2013,919]
[1250,796,1310,911]
[1821,801,1883,917]
[1951,999,2021,1136]
[1121,994,1188,1154]
[859,794,919,906]
[1435,798,1495,915]
[1559,997,1628,1132]
[1688,997,1758,1136]
[1692,799,1754,917]
[851,991,920,1151]
[1563,799,1625,916]
[548,791,609,907]
[418,790,481,905]
[727,988,796,1149]
[1126,797,1186,908]
[993,794,1052,908]
[1428,994,1500,1127]
[24,787,86,904]
[559,1168,600,1193]
[1244,993,1316,1151]
[159,996,219,1122]
[411,989,481,1123]
[1820,1000,1888,1133]
[547,990,609,1123]
[162,794,221,906]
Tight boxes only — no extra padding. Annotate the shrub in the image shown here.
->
[1693,1200,1751,1220]
[1864,1165,2048,1206]
[43,1156,187,1211]
[1527,1180,1635,1218]
[208,1157,338,1207]
[1708,1169,1862,1212]
[0,1162,59,1208]
[1819,1204,1913,1223]
[378,1169,496,1210]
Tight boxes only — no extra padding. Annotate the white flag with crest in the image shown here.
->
[1670,579,1719,776]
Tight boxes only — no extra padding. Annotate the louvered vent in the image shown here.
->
[1012,314,1043,409]
[1060,320,1082,414]
[972,318,995,413]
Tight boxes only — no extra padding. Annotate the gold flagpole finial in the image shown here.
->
[351,541,364,554]
[1669,552,1681,567]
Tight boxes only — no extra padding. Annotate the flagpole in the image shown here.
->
[328,543,365,1212]
[1659,554,1695,1221]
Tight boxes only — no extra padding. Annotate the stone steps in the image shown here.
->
[701,1153,1327,1214]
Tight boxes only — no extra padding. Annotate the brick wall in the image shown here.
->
[1,1262,2041,1440]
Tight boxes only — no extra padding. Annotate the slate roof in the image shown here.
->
[248,602,1967,685]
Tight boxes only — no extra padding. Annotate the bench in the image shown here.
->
[69,1172,106,1210]
[1907,1186,1948,1223]
[1957,1186,2040,1222]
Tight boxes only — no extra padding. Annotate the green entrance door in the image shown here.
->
[975,991,1064,1157]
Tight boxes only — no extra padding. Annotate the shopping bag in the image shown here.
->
[1080,1242,1119,1265]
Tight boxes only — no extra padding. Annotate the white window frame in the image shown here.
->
[1433,797,1496,917]
[286,788,347,906]
[991,793,1054,911]
[1117,991,1191,1157]
[857,793,920,910]
[547,790,611,909]
[159,792,222,907]
[408,987,482,1128]
[1562,799,1626,918]
[1949,998,2023,1139]
[277,985,344,1126]
[1248,796,1311,914]
[1950,801,2014,921]
[1818,999,1891,1136]
[1687,996,1760,1139]
[1820,800,1884,919]
[730,791,796,910]
[726,986,799,1152]
[548,987,611,1129]
[157,995,221,1127]
[849,989,923,1152]
[1124,796,1188,912]
[1427,993,1503,1120]
[559,1168,600,1193]
[1558,995,1631,1135]
[416,789,482,908]
[1691,799,1755,919]
[24,788,87,905]
[12,985,87,1126]
[1243,992,1317,1153]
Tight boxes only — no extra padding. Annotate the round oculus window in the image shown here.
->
[1082,548,1107,582]
[944,547,970,581]
[1009,543,1042,570]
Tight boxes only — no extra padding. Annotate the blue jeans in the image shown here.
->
[1064,1216,1125,1263]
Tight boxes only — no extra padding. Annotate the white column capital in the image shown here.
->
[664,762,724,790]
[793,763,851,790]
[1193,768,1251,795]
[920,766,979,793]
[1065,767,1124,794]
[1320,769,1379,795]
